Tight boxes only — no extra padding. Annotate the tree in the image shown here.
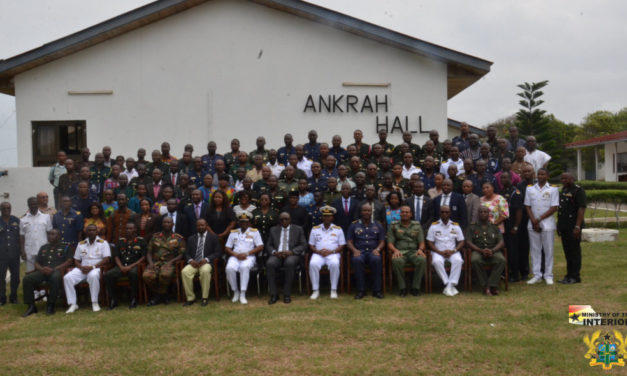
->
[515,80,549,138]
[542,115,577,178]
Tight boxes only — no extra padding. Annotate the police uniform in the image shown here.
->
[309,217,346,293]
[557,184,586,282]
[388,220,426,292]
[142,232,185,295]
[347,219,385,294]
[0,215,21,303]
[20,210,52,272]
[277,146,295,166]
[89,165,111,195]
[52,209,83,246]
[22,242,71,305]
[426,219,465,289]
[104,236,146,303]
[64,236,111,307]
[466,222,505,289]
[524,183,559,282]
[225,225,263,296]
[501,186,524,280]
[252,207,279,243]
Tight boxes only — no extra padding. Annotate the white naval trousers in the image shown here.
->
[309,253,341,291]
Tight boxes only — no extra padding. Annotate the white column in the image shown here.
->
[594,147,599,181]
[576,149,583,181]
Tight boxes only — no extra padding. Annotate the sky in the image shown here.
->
[0,0,626,167]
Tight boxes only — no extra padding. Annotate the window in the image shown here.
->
[617,152,627,173]
[31,120,86,166]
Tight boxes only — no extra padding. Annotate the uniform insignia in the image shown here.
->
[452,221,459,225]
[332,225,341,230]
[75,211,81,215]
[230,229,239,233]
[249,228,258,232]
[79,240,87,244]
[97,239,104,243]
[432,221,439,225]
[313,225,321,229]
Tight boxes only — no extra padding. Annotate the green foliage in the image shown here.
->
[515,80,549,138]
[541,115,577,178]
[575,110,625,141]
[577,180,627,190]
[585,189,627,204]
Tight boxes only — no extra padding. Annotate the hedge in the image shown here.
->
[576,180,627,190]
[585,190,627,204]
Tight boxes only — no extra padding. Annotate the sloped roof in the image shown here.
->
[0,0,492,97]
[565,130,627,149]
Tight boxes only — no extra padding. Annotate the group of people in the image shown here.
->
[0,123,587,317]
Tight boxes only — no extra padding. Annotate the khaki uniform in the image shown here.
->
[466,223,505,288]
[388,221,426,291]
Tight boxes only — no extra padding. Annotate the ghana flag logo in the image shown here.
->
[570,305,601,325]
[583,331,627,370]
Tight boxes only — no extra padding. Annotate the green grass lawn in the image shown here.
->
[0,231,625,375]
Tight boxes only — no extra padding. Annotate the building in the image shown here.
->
[565,130,627,182]
[0,0,490,212]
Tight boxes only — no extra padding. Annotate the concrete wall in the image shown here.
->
[604,141,627,181]
[14,0,447,167]
[0,168,53,215]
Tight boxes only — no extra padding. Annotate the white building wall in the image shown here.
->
[0,168,53,215]
[14,0,447,167]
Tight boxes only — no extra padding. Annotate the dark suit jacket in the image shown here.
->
[433,192,468,229]
[183,202,210,232]
[185,231,221,263]
[156,211,190,239]
[405,194,434,231]
[331,196,359,234]
[355,199,386,226]
[265,224,308,256]
[145,182,171,202]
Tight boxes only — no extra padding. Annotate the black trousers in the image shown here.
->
[517,226,530,278]
[560,228,582,280]
[504,228,520,278]
[266,255,301,296]
[104,265,140,301]
[0,257,20,300]
[23,270,63,304]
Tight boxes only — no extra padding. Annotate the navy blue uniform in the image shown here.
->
[347,219,385,293]
[52,209,83,246]
[0,215,21,302]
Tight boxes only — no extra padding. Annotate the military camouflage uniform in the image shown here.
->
[142,232,185,294]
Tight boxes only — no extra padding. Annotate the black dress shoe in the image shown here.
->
[22,304,38,317]
[162,296,170,305]
[108,300,118,310]
[147,296,161,306]
[410,288,420,297]
[46,303,55,315]
[201,299,209,306]
[508,276,520,283]
[129,298,138,309]
[9,295,17,304]
[373,292,384,299]
[0,297,6,306]
[268,295,279,305]
[354,291,365,300]
[183,300,195,306]
[399,289,407,297]
[283,296,291,304]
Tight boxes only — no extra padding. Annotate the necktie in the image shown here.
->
[415,197,421,222]
[172,175,176,186]
[281,228,288,251]
[195,233,204,261]
[344,198,349,214]
[195,204,200,219]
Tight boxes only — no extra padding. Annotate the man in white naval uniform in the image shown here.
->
[308,206,346,300]
[224,213,264,305]
[426,206,465,296]
[20,197,52,273]
[524,168,559,285]
[64,224,111,313]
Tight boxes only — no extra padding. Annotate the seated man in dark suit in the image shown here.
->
[182,219,221,306]
[157,199,189,238]
[331,182,359,236]
[265,212,308,304]
[404,180,434,232]
[433,179,468,229]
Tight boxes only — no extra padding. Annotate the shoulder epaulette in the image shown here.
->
[574,184,581,188]
[351,220,358,224]
[136,236,144,240]
[432,221,439,225]
[331,225,341,230]
[527,184,532,187]
[119,237,126,241]
[97,239,105,243]
[230,229,239,233]
[313,225,321,229]
[249,228,258,232]
[515,189,521,194]
[79,240,87,244]
[75,211,81,215]
[173,233,184,239]
[452,221,459,225]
